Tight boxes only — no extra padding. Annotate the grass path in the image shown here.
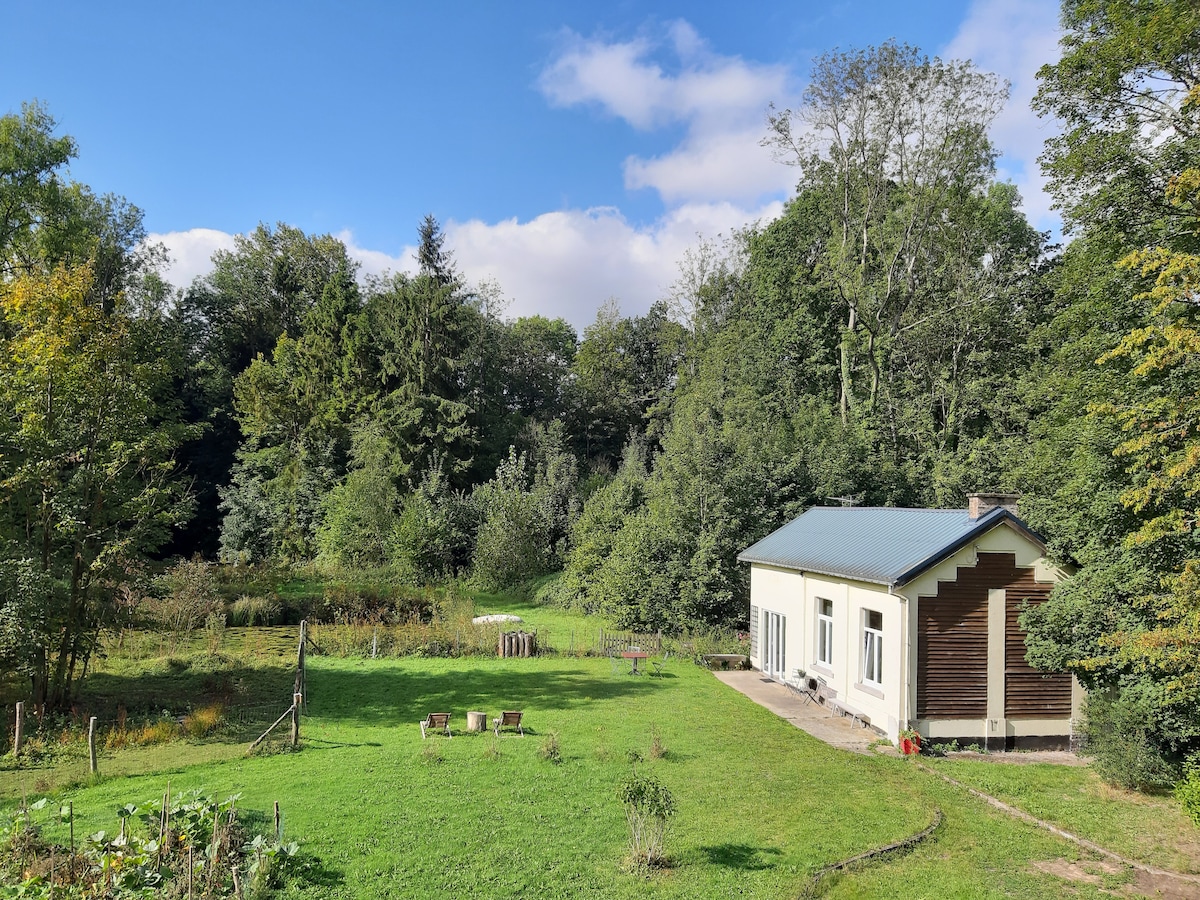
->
[8,654,1155,899]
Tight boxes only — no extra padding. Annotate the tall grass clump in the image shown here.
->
[229,594,284,626]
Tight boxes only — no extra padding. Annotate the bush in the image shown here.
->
[1177,758,1200,828]
[618,772,675,868]
[149,558,222,636]
[1082,693,1181,791]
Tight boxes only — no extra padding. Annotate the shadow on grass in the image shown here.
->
[699,843,783,870]
[304,661,662,727]
[79,659,295,720]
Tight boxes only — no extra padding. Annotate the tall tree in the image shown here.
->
[764,41,1008,425]
[0,263,195,705]
[1020,0,1200,781]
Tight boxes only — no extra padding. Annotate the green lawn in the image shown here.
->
[6,652,1173,899]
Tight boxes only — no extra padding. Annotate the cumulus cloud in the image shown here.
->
[539,21,795,205]
[147,228,239,290]
[334,230,417,281]
[943,0,1063,235]
[445,200,782,328]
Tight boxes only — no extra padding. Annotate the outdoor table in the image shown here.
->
[621,651,649,674]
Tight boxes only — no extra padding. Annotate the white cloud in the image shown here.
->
[334,230,417,281]
[539,21,794,205]
[446,200,781,329]
[147,228,239,290]
[943,0,1063,235]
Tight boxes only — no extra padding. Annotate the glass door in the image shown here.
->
[765,610,786,681]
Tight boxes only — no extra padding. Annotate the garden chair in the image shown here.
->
[420,712,451,739]
[494,711,523,736]
[650,651,671,677]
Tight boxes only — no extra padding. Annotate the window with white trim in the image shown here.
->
[816,598,833,667]
[862,609,883,686]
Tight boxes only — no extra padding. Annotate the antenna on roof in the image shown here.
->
[826,494,863,507]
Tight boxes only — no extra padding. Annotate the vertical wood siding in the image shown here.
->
[917,552,1069,719]
[1004,569,1073,717]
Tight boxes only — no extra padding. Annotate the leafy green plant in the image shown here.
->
[0,789,293,898]
[1176,757,1200,828]
[617,771,676,869]
[1082,694,1180,790]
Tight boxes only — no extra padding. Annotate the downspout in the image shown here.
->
[890,582,909,737]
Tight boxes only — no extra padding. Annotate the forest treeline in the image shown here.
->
[1,2,1199,784]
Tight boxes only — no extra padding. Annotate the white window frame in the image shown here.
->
[862,609,883,687]
[816,598,833,667]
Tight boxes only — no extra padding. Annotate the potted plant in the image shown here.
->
[898,727,922,756]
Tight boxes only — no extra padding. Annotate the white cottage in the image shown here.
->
[738,494,1082,750]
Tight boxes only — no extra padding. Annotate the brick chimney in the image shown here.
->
[967,492,1019,520]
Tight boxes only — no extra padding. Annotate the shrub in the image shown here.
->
[618,772,676,868]
[149,558,222,636]
[1177,758,1200,828]
[1082,693,1181,791]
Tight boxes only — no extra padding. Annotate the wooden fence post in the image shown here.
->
[296,620,307,710]
[88,717,98,774]
[13,701,24,756]
[290,692,302,748]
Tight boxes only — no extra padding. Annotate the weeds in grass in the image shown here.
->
[540,731,562,764]
[182,703,226,738]
[229,593,285,627]
[648,725,666,760]
[484,733,502,761]
[421,742,444,765]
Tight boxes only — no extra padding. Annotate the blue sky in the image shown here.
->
[3,1,1061,328]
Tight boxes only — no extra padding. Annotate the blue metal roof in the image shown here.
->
[737,506,1045,587]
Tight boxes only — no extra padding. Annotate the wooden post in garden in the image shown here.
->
[88,717,98,774]
[13,701,24,756]
[296,620,307,710]
[290,692,302,748]
[371,627,378,659]
[274,801,281,841]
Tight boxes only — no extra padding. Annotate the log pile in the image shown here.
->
[498,630,536,658]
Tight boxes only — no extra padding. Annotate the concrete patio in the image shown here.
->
[712,669,883,755]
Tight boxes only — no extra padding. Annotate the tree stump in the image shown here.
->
[466,711,487,733]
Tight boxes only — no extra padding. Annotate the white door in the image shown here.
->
[764,611,786,681]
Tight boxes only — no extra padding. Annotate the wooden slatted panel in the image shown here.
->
[916,554,1017,717]
[749,606,759,660]
[1004,568,1073,718]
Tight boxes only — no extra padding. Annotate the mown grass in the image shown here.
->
[5,654,1166,899]
[924,756,1200,875]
